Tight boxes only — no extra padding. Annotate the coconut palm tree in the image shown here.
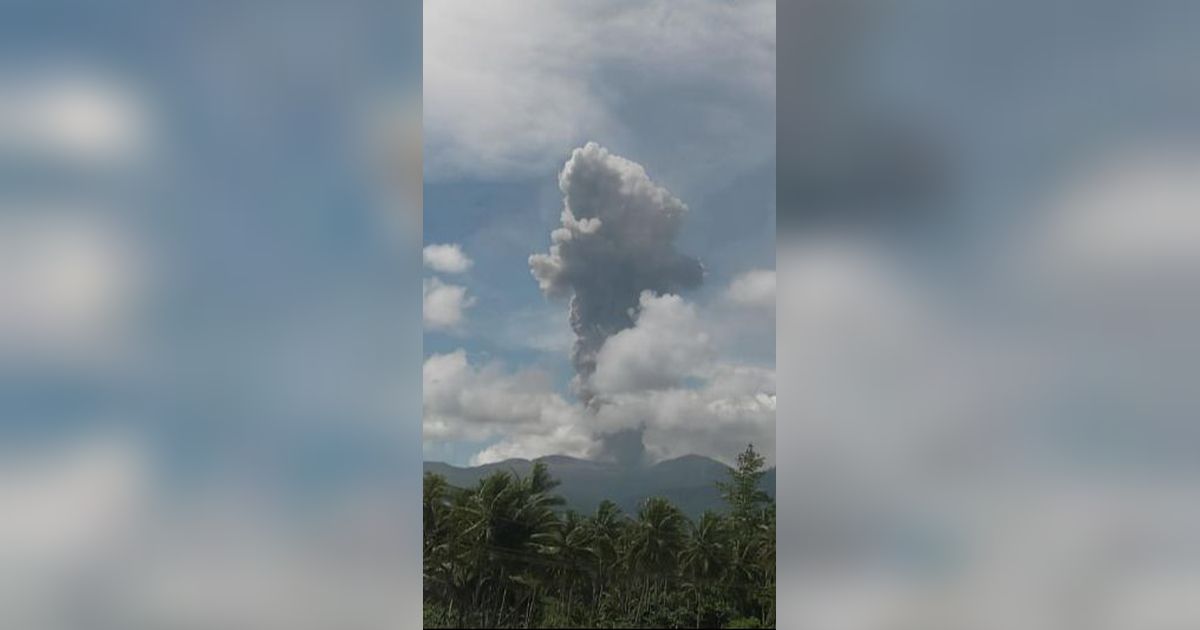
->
[421,444,776,628]
[626,496,687,621]
[679,510,728,627]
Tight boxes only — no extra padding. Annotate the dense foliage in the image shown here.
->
[424,445,775,628]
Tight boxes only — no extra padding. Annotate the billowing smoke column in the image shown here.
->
[530,142,704,411]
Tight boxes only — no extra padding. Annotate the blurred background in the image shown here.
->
[8,0,1200,628]
[0,2,422,628]
[779,1,1200,629]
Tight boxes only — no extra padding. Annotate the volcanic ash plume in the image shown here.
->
[530,142,704,404]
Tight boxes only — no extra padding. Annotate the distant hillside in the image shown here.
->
[424,454,776,518]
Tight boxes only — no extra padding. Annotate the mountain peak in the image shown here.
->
[653,453,727,467]
[534,454,590,465]
[423,452,773,517]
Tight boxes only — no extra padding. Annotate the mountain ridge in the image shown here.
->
[424,453,775,517]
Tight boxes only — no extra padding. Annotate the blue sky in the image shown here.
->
[422,1,777,467]
[774,2,1200,626]
[2,0,421,489]
[1,2,423,625]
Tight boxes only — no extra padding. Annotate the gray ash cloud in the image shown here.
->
[530,142,704,406]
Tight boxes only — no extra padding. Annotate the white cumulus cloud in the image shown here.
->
[594,364,777,465]
[588,290,775,463]
[422,243,473,274]
[422,277,475,332]
[423,286,776,466]
[591,292,712,395]
[423,350,595,465]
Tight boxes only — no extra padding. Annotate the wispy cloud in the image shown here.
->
[424,0,774,184]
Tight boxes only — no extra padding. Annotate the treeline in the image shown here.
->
[423,445,775,629]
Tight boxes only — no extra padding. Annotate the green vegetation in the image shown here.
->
[424,445,776,628]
